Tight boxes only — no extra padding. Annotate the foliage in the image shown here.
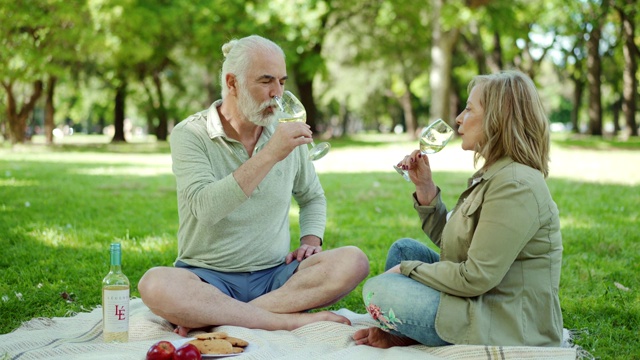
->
[2,0,638,142]
[1,136,639,359]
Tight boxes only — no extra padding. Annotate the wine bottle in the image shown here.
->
[102,242,130,342]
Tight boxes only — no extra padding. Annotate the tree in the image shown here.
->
[1,81,43,144]
[179,0,261,112]
[583,0,611,136]
[542,0,590,133]
[255,0,386,134]
[130,1,195,141]
[324,0,431,137]
[0,1,45,143]
[612,0,639,137]
[562,41,587,134]
[428,0,461,127]
[0,0,91,144]
[87,0,186,142]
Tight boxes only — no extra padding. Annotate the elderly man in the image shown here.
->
[138,35,369,336]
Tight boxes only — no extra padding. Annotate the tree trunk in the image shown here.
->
[340,97,349,137]
[586,23,602,136]
[612,96,622,135]
[112,78,127,143]
[152,72,168,141]
[204,70,217,108]
[399,84,417,139]
[44,76,57,145]
[292,43,322,134]
[450,78,462,130]
[2,80,44,144]
[296,78,319,135]
[619,4,638,137]
[489,31,503,73]
[429,0,460,126]
[571,78,584,133]
[461,20,488,75]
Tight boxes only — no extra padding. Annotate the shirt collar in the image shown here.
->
[204,99,277,143]
[205,100,225,139]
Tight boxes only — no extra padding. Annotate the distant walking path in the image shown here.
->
[3,138,638,185]
[314,143,640,186]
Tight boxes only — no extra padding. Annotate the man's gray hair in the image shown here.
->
[220,35,285,99]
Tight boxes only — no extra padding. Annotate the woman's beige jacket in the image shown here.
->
[400,157,563,346]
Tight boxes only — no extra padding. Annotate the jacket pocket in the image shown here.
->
[460,197,482,218]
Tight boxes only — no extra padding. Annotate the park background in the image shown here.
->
[1,0,639,359]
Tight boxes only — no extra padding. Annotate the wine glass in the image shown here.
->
[393,118,455,181]
[274,90,331,161]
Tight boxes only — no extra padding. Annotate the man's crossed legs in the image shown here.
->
[138,246,369,336]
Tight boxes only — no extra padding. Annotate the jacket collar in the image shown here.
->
[469,157,514,186]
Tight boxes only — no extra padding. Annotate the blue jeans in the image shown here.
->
[363,238,450,346]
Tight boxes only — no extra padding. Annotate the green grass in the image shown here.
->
[1,134,639,359]
[551,132,640,150]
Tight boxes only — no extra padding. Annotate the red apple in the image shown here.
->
[173,343,202,360]
[146,340,176,360]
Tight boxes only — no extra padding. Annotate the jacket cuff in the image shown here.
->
[400,260,423,276]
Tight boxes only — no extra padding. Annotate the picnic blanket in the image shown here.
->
[0,298,579,360]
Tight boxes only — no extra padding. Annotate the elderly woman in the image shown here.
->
[354,70,563,348]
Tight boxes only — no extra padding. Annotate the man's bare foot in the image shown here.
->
[173,311,348,335]
[174,325,212,337]
[352,327,417,348]
[287,310,351,330]
[173,325,191,337]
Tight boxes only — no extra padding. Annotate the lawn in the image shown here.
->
[1,133,639,359]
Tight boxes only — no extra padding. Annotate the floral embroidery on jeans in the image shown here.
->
[365,292,402,332]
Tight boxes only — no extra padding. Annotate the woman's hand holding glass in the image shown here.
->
[396,150,440,205]
[394,118,454,205]
[393,118,454,181]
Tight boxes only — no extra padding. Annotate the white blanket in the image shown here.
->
[0,298,577,360]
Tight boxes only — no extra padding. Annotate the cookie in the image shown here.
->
[194,331,228,340]
[225,336,249,347]
[189,338,234,354]
[231,347,244,353]
[187,339,209,353]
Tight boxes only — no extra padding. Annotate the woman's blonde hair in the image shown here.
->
[469,70,550,177]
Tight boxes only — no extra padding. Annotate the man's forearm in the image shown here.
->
[233,149,279,197]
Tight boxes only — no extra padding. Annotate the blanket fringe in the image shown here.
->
[565,328,595,360]
[15,298,143,332]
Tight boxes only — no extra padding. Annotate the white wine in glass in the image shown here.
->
[394,118,455,181]
[274,90,331,161]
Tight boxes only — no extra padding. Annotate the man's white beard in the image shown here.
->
[237,85,278,127]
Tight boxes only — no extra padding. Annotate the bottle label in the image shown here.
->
[103,289,130,332]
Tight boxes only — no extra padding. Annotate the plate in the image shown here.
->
[171,337,257,358]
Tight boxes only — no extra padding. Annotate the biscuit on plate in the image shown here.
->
[225,336,249,347]
[194,331,228,340]
[188,338,233,354]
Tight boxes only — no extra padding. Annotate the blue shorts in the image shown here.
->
[175,260,300,303]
